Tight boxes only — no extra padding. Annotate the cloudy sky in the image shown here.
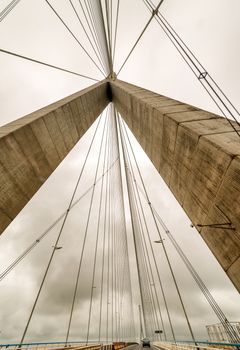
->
[0,0,240,345]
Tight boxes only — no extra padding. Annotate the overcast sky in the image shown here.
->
[0,0,239,345]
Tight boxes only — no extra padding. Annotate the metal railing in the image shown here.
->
[0,342,102,350]
[153,341,240,350]
[0,342,128,350]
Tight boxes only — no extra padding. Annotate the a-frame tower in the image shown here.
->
[0,79,239,291]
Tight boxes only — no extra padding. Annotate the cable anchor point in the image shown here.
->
[107,72,117,81]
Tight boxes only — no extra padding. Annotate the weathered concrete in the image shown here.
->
[0,80,109,234]
[0,78,239,291]
[110,79,240,291]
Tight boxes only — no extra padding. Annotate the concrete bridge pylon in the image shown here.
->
[0,79,239,291]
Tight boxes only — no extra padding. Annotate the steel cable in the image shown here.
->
[117,0,165,76]
[136,181,240,344]
[68,0,107,75]
[143,0,240,136]
[0,159,118,283]
[18,112,104,347]
[44,0,105,76]
[65,110,108,343]
[86,111,110,343]
[78,0,108,74]
[118,116,165,340]
[120,115,169,341]
[120,116,197,344]
[0,0,21,22]
[0,48,99,81]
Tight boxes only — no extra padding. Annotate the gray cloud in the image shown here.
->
[0,0,240,345]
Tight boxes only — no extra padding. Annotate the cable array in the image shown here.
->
[0,0,21,22]
[117,113,240,344]
[1,106,239,344]
[0,1,239,345]
[142,0,240,136]
[0,0,121,80]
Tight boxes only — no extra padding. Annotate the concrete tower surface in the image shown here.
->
[0,79,239,291]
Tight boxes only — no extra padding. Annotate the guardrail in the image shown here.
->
[153,341,240,350]
[0,342,102,350]
[0,342,127,350]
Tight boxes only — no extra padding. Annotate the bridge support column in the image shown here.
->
[110,79,240,291]
[0,80,109,235]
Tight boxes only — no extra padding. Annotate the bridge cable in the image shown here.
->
[86,111,110,343]
[18,112,104,346]
[0,0,21,22]
[121,107,240,344]
[99,0,113,75]
[65,110,109,344]
[113,111,123,342]
[108,107,121,342]
[125,148,158,338]
[78,0,108,74]
[112,0,120,67]
[98,109,111,341]
[124,156,162,338]
[111,160,115,343]
[0,48,99,81]
[135,181,240,344]
[108,108,117,341]
[110,0,113,54]
[120,115,197,344]
[0,159,118,283]
[68,0,107,75]
[115,130,131,342]
[141,0,226,120]
[87,0,110,75]
[143,0,240,137]
[106,116,112,343]
[44,0,105,77]
[157,4,240,125]
[106,107,115,343]
[117,113,152,338]
[118,112,171,341]
[116,0,165,76]
[127,160,166,341]
[114,108,135,341]
[104,0,113,75]
[118,113,169,340]
[118,112,173,340]
[113,209,118,341]
[109,109,118,342]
